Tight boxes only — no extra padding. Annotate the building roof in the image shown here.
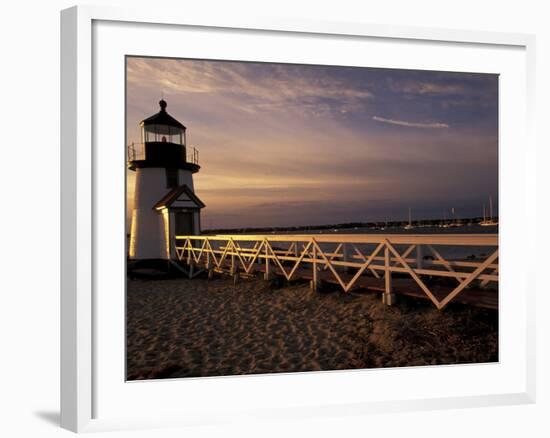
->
[153,184,205,210]
[140,99,186,130]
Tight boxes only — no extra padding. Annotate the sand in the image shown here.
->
[126,276,498,380]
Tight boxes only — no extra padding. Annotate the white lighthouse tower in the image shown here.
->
[128,99,204,262]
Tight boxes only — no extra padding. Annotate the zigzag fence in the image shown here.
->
[173,234,498,310]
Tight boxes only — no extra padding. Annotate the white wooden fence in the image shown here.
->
[173,234,498,310]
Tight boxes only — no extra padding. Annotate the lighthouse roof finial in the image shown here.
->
[140,98,186,130]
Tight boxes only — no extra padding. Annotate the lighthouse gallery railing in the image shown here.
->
[127,142,199,165]
[173,233,498,310]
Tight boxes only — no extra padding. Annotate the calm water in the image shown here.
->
[234,223,498,260]
[295,223,497,236]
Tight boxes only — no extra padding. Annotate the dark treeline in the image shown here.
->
[202,216,498,235]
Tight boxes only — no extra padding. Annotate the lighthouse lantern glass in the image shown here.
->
[142,124,185,146]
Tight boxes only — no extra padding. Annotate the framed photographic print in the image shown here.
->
[61,5,536,433]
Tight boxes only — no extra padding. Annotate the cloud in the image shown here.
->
[372,116,449,129]
[127,58,374,118]
[387,80,467,96]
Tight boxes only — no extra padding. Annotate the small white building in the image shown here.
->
[128,99,204,261]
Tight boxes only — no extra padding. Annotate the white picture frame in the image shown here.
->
[60,5,536,433]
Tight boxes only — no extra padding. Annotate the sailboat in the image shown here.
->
[480,195,498,226]
[404,207,414,230]
[440,210,451,228]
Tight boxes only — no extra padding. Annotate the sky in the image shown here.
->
[126,57,498,230]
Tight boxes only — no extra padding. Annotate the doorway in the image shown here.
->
[174,212,194,236]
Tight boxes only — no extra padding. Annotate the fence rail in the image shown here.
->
[173,234,498,310]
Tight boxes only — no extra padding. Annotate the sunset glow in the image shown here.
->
[126,57,498,230]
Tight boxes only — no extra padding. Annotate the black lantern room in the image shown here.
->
[141,99,186,144]
[127,99,200,173]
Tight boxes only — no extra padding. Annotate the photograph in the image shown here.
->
[125,56,499,380]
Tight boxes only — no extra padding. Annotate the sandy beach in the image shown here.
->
[126,275,497,380]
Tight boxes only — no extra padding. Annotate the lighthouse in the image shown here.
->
[128,99,204,261]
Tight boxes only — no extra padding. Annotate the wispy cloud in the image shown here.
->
[372,116,449,129]
[387,79,466,96]
[127,58,374,117]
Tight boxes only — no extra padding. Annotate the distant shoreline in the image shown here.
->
[201,216,498,235]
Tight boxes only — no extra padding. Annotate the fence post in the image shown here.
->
[383,244,396,305]
[230,241,237,277]
[342,242,351,273]
[416,244,423,270]
[263,240,272,280]
[311,242,319,291]
[188,239,194,279]
[206,249,214,279]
